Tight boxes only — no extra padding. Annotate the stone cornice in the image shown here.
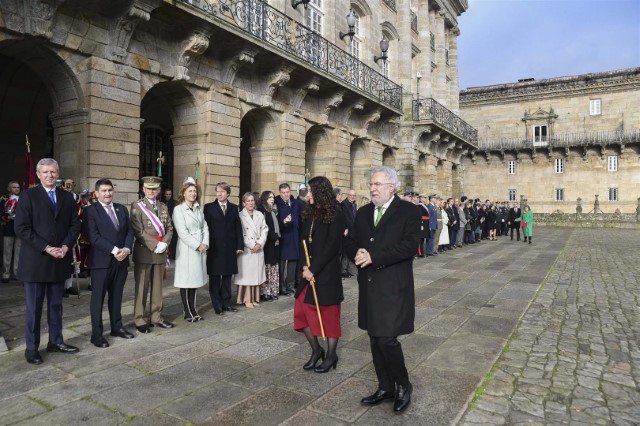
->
[460,68,640,106]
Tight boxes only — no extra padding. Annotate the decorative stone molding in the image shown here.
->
[341,99,366,125]
[222,47,259,85]
[266,63,295,97]
[363,108,382,129]
[173,30,211,81]
[107,0,161,63]
[49,108,89,128]
[1,0,65,39]
[290,77,320,110]
[323,90,345,115]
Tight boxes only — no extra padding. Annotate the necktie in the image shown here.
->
[107,205,119,229]
[375,207,384,226]
[48,190,56,208]
[221,204,226,216]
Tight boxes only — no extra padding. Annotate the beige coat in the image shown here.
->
[234,209,268,286]
[172,202,209,288]
[130,198,173,265]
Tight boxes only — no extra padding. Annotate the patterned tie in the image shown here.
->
[375,207,384,226]
[107,205,119,229]
[48,190,56,208]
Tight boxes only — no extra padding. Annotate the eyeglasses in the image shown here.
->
[367,182,392,188]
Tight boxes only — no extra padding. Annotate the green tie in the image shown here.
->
[375,207,384,226]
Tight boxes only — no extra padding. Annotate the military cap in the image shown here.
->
[419,194,427,198]
[141,176,163,189]
[428,193,437,199]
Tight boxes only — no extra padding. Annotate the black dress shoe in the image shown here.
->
[303,348,325,370]
[314,355,338,373]
[223,307,238,313]
[394,383,412,413]
[214,308,224,315]
[66,287,79,296]
[90,336,109,348]
[25,350,43,365]
[136,325,151,334]
[110,329,135,339]
[47,342,80,354]
[361,389,395,405]
[154,320,175,329]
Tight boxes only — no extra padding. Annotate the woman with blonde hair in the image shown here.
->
[172,178,209,322]
[235,192,269,308]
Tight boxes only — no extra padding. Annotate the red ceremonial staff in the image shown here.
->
[25,135,36,188]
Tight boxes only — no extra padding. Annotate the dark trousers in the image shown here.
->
[427,229,436,255]
[24,281,64,351]
[449,228,458,248]
[90,264,127,338]
[417,238,426,257]
[510,227,521,240]
[279,259,297,293]
[370,335,410,392]
[209,274,232,310]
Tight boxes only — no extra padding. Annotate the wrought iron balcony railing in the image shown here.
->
[410,10,418,33]
[176,0,402,110]
[430,32,435,51]
[413,98,478,144]
[476,129,640,151]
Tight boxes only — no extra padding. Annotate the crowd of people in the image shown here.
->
[4,158,536,415]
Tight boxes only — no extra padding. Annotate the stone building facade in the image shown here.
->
[0,0,476,205]
[459,68,640,214]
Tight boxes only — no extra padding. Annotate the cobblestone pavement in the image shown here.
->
[2,227,624,425]
[460,229,640,425]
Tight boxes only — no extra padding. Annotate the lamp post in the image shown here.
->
[339,10,357,41]
[291,0,311,9]
[373,37,389,63]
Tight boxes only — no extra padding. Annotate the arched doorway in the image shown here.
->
[350,138,369,193]
[305,125,331,179]
[0,40,84,187]
[240,108,277,195]
[382,147,395,168]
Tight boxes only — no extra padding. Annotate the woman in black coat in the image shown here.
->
[486,205,497,241]
[257,191,280,301]
[294,176,345,373]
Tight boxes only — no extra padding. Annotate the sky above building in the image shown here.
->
[457,0,640,89]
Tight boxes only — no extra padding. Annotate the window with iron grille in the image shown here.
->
[608,155,618,172]
[507,160,515,175]
[555,158,564,174]
[533,125,548,146]
[555,188,564,202]
[608,187,618,202]
[590,99,601,115]
[508,189,516,202]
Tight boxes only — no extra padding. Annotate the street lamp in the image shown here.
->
[291,0,311,9]
[374,37,389,63]
[339,10,357,41]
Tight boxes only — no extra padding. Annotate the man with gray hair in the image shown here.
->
[15,158,81,364]
[345,165,420,413]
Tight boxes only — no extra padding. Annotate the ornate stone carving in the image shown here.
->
[323,90,345,115]
[107,0,161,63]
[364,108,382,128]
[222,47,259,85]
[266,64,295,97]
[2,0,65,39]
[290,77,320,109]
[173,31,211,81]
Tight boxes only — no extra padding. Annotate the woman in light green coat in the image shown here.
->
[516,205,534,244]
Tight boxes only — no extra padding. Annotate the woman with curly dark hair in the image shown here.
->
[294,176,346,373]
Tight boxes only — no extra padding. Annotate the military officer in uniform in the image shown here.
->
[130,176,174,333]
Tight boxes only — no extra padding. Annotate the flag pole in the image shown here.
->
[302,240,326,341]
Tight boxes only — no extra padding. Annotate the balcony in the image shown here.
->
[175,0,402,111]
[476,129,640,151]
[413,98,478,144]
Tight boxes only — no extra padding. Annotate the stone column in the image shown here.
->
[77,56,142,203]
[396,0,414,117]
[448,27,460,114]
[425,154,438,194]
[433,11,448,108]
[280,112,306,187]
[397,123,416,191]
[417,0,432,99]
[49,109,89,189]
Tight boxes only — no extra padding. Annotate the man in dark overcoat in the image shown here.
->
[204,182,243,314]
[507,201,521,241]
[275,183,302,296]
[426,194,438,255]
[14,158,81,364]
[340,189,357,277]
[345,166,420,413]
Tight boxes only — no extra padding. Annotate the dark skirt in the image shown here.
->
[294,284,341,338]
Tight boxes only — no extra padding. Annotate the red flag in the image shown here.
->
[25,136,36,188]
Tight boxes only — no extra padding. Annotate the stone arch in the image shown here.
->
[382,147,395,168]
[140,82,199,193]
[240,108,278,194]
[350,138,369,193]
[305,125,331,179]
[0,39,85,188]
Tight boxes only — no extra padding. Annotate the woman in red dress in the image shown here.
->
[294,176,346,373]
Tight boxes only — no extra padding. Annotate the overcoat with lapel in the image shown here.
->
[274,196,302,260]
[130,198,173,265]
[344,195,420,337]
[257,204,280,265]
[507,207,521,229]
[172,202,209,287]
[83,202,134,269]
[203,200,243,275]
[235,208,268,286]
[296,205,345,306]
[14,185,81,282]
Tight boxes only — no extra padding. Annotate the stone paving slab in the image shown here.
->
[0,228,582,425]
